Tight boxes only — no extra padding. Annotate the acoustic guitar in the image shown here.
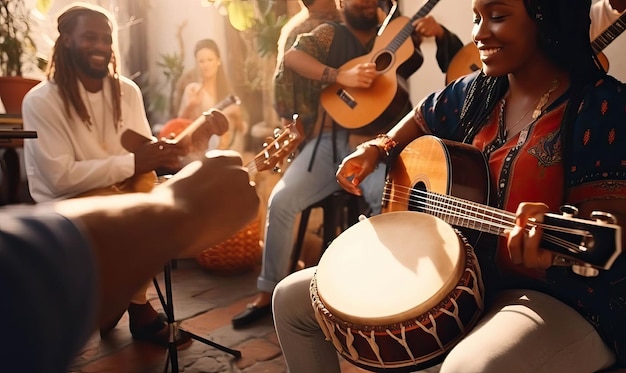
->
[158,94,242,149]
[321,0,440,132]
[445,11,626,85]
[383,135,622,272]
[78,109,303,198]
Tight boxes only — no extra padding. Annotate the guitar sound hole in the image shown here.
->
[374,52,392,72]
[408,182,427,213]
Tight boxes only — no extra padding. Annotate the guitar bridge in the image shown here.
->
[336,89,357,109]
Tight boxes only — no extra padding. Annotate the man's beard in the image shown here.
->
[343,7,379,30]
[70,48,110,79]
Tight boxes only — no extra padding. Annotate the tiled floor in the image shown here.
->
[68,253,379,373]
[14,156,443,373]
[65,179,381,373]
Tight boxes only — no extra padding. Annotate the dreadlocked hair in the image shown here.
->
[46,5,122,128]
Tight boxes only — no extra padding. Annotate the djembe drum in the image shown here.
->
[310,211,485,372]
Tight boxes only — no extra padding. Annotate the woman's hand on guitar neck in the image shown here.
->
[507,202,554,270]
[187,109,230,153]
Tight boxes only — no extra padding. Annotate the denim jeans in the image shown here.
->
[257,129,385,294]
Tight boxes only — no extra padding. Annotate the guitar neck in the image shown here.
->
[171,94,240,144]
[404,188,621,270]
[591,11,626,54]
[385,0,440,53]
[419,190,514,236]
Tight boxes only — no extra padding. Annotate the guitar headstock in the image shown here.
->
[542,210,622,273]
[252,114,304,173]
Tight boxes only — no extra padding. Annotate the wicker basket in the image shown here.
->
[196,219,262,273]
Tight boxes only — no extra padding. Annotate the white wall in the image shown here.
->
[144,1,226,87]
[401,0,626,105]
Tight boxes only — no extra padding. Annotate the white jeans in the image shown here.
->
[273,267,616,373]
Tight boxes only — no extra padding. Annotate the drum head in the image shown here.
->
[315,211,465,326]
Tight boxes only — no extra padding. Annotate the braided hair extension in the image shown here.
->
[523,0,605,185]
[46,5,122,128]
[459,73,508,143]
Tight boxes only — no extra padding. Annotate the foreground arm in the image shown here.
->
[0,150,259,371]
[56,150,259,325]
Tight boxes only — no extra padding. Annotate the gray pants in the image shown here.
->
[273,267,616,373]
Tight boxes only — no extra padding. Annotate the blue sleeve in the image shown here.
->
[418,71,476,141]
[567,76,626,189]
[0,208,98,372]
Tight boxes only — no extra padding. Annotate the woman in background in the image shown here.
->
[176,39,245,152]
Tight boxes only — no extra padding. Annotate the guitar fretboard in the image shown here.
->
[591,11,626,54]
[386,0,440,53]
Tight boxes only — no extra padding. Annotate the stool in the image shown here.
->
[290,190,365,272]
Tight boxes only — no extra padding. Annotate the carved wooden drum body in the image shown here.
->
[310,211,484,372]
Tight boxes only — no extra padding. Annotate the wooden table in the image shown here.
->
[1,114,37,205]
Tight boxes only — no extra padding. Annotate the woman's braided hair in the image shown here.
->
[47,4,122,127]
[457,0,605,147]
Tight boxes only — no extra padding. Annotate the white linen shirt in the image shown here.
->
[590,0,624,40]
[22,76,152,202]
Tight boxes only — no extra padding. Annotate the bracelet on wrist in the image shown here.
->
[321,67,338,84]
[357,134,398,163]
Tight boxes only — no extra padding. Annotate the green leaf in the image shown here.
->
[227,0,255,31]
[35,0,52,14]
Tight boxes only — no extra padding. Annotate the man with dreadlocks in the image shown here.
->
[21,3,221,347]
[272,0,626,372]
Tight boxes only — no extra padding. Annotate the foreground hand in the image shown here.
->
[152,150,259,256]
[507,202,554,270]
[336,145,381,196]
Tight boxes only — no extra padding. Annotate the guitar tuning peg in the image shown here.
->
[273,128,282,138]
[590,211,617,225]
[273,166,282,174]
[559,204,579,217]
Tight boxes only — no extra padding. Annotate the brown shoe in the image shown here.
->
[128,302,192,348]
[130,313,192,348]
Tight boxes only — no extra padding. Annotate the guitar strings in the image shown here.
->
[382,183,589,254]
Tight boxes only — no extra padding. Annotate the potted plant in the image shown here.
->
[0,0,40,114]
